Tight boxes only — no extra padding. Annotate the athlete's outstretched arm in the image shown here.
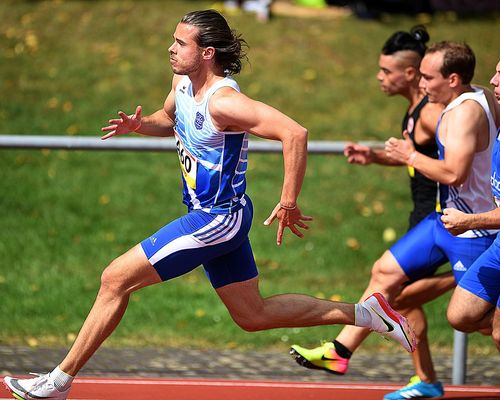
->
[209,87,312,245]
[101,75,181,140]
[344,142,403,166]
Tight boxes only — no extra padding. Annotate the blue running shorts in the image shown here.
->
[390,212,495,282]
[459,236,500,307]
[140,196,258,289]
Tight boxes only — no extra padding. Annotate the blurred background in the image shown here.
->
[0,0,498,356]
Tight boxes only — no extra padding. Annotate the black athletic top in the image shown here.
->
[402,96,439,230]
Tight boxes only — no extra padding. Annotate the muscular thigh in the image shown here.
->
[449,286,493,321]
[215,276,262,318]
[100,244,161,295]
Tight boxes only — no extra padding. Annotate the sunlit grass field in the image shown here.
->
[0,0,499,355]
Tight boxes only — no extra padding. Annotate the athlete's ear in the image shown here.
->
[404,66,418,82]
[448,72,460,88]
[202,46,216,61]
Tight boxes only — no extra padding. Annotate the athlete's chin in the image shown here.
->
[379,87,393,96]
[424,92,437,103]
[171,66,187,75]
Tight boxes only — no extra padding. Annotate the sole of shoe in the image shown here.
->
[289,348,345,375]
[4,378,27,400]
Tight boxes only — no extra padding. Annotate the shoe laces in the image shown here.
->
[27,373,53,392]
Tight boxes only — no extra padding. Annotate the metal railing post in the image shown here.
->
[452,330,468,384]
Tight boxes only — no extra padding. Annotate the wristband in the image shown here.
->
[279,202,297,211]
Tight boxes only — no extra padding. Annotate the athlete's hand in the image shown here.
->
[101,105,142,140]
[441,208,471,236]
[385,131,415,164]
[344,142,373,165]
[264,203,313,246]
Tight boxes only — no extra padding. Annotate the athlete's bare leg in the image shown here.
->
[392,271,455,311]
[392,272,455,383]
[333,257,454,383]
[216,276,355,330]
[447,286,494,333]
[59,244,161,376]
[395,307,435,382]
[492,307,500,351]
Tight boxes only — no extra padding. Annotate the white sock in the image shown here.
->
[49,366,74,391]
[354,303,372,328]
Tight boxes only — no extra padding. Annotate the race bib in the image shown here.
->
[175,133,197,189]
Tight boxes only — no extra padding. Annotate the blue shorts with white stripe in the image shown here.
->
[141,196,258,288]
[390,211,495,282]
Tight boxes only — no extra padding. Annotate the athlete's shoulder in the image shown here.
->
[172,74,188,91]
[210,85,247,114]
[418,101,443,135]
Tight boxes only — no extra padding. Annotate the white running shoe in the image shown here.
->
[362,292,417,353]
[3,373,70,400]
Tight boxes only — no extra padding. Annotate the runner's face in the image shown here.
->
[419,51,449,104]
[376,54,410,96]
[168,23,203,75]
[490,60,500,104]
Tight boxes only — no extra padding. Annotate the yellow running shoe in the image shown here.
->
[290,341,349,375]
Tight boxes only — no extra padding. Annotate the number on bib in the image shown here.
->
[175,134,197,189]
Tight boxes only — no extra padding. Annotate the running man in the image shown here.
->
[3,10,415,400]
[441,59,500,351]
[291,41,498,400]
[345,26,442,230]
[292,27,454,400]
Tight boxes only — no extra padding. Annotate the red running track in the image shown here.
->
[1,377,499,400]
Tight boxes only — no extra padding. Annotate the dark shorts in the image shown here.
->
[141,196,258,289]
[459,235,500,307]
[390,212,496,282]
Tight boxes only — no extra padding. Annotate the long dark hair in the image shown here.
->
[382,25,430,58]
[181,10,248,75]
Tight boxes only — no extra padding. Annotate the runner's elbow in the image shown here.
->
[442,173,466,186]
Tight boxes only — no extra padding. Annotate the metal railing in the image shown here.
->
[0,134,469,384]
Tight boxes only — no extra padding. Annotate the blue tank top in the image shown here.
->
[174,76,248,214]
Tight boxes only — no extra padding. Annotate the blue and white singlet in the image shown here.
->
[436,87,498,238]
[491,127,500,204]
[174,75,248,214]
[140,76,258,288]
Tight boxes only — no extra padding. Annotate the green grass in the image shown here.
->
[0,0,498,355]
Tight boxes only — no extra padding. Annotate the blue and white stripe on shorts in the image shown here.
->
[140,196,258,289]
